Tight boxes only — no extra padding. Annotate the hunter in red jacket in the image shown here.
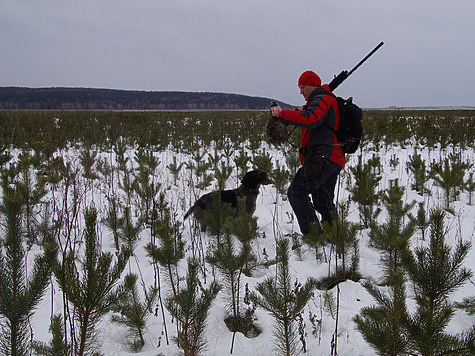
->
[271,70,344,235]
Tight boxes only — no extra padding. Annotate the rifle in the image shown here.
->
[328,41,384,91]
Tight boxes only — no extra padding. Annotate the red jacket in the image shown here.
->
[280,84,345,168]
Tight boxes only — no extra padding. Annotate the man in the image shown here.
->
[270,70,345,235]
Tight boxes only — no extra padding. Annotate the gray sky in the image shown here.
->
[2,0,474,108]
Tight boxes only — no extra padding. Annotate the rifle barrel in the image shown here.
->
[347,41,384,77]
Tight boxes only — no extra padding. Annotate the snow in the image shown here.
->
[12,140,475,355]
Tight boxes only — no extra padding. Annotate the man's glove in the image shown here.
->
[266,104,288,147]
[270,105,282,117]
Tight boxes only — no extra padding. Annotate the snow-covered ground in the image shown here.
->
[19,141,475,355]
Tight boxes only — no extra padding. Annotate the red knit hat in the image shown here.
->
[298,70,321,87]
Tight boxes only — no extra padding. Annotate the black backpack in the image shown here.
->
[328,93,363,154]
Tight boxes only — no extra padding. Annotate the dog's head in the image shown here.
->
[241,170,272,190]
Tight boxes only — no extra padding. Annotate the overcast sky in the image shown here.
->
[2,0,474,108]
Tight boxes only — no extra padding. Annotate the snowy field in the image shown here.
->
[7,139,475,355]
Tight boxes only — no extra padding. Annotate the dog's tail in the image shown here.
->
[183,205,195,220]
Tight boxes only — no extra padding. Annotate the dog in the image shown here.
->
[184,170,271,228]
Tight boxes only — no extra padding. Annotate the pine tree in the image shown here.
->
[353,277,408,356]
[117,205,143,251]
[206,149,223,173]
[430,157,469,211]
[225,198,260,276]
[270,162,291,197]
[196,192,235,240]
[186,149,212,191]
[206,227,250,336]
[253,147,274,174]
[368,179,416,286]
[348,154,382,228]
[455,296,475,354]
[464,172,475,205]
[167,155,185,187]
[110,274,158,352]
[79,145,98,181]
[117,151,134,206]
[318,203,361,289]
[221,138,235,168]
[215,161,233,191]
[402,209,473,355]
[285,151,301,177]
[406,149,429,195]
[0,143,12,169]
[204,198,266,349]
[166,258,220,356]
[250,239,318,356]
[53,208,131,356]
[301,221,326,261]
[234,145,251,177]
[415,202,430,241]
[132,147,161,230]
[31,315,71,356]
[15,151,48,246]
[389,153,399,171]
[103,194,121,253]
[0,188,55,356]
[354,179,415,355]
[146,206,185,299]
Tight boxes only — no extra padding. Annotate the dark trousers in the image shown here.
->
[287,160,341,235]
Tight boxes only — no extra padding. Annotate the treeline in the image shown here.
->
[0,87,291,110]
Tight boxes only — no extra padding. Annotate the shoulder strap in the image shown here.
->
[321,89,339,132]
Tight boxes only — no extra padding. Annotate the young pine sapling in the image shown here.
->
[250,239,318,356]
[166,258,221,356]
[402,209,473,355]
[0,188,56,356]
[53,208,131,356]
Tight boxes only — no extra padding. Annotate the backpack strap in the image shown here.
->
[321,90,340,133]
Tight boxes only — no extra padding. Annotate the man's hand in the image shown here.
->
[270,105,282,117]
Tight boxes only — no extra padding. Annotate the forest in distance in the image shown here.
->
[0,108,474,355]
[0,87,293,110]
